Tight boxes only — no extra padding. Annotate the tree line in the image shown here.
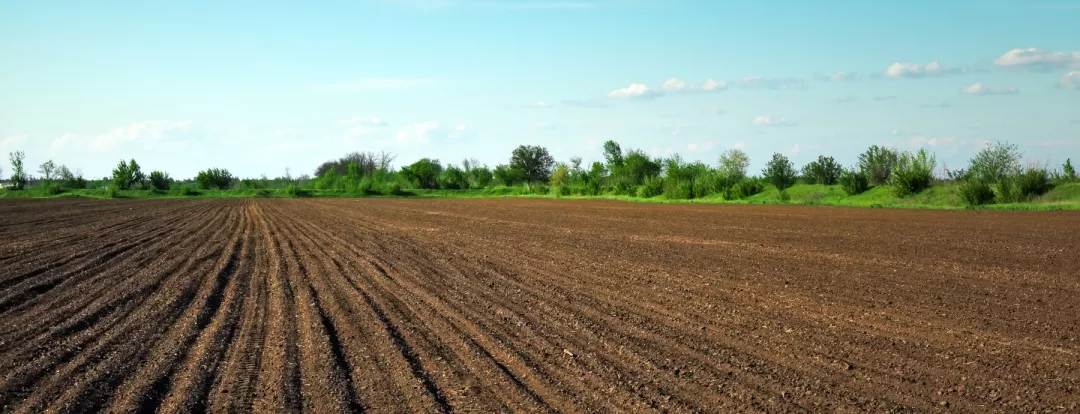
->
[3,141,1076,205]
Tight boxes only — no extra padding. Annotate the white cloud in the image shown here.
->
[994,47,1080,70]
[338,116,388,126]
[313,78,435,92]
[818,72,859,82]
[752,115,796,127]
[562,99,610,108]
[1059,71,1080,89]
[909,136,956,147]
[533,121,556,131]
[671,126,680,136]
[607,83,660,99]
[733,141,745,150]
[89,120,192,151]
[523,101,554,108]
[790,144,801,155]
[891,128,920,136]
[393,121,440,147]
[1,135,28,154]
[705,106,726,115]
[659,78,688,92]
[687,140,716,153]
[961,82,1019,95]
[884,61,963,78]
[734,76,805,90]
[702,78,727,91]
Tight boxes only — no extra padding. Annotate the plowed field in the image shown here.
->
[1,198,1078,413]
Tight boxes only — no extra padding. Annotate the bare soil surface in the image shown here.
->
[1,198,1078,413]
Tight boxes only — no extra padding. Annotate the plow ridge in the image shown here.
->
[0,198,1077,413]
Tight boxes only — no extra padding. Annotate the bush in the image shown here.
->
[382,181,404,195]
[149,170,171,191]
[778,190,791,202]
[718,149,750,181]
[763,153,797,192]
[111,159,145,190]
[439,165,470,190]
[401,158,443,189]
[858,145,899,186]
[994,175,1024,204]
[196,168,233,190]
[180,186,201,196]
[838,169,870,195]
[891,149,936,197]
[959,179,995,206]
[550,185,571,197]
[663,179,693,199]
[637,175,664,198]
[1064,159,1077,183]
[969,141,1021,183]
[1017,168,1051,198]
[734,178,765,199]
[801,155,843,185]
[281,184,310,198]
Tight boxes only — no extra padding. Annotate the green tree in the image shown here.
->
[149,170,171,190]
[196,168,234,190]
[400,158,443,189]
[439,164,470,189]
[619,149,662,185]
[59,165,88,189]
[858,145,899,186]
[111,159,143,190]
[549,162,571,187]
[891,149,937,197]
[603,140,624,168]
[763,152,797,192]
[717,149,750,181]
[801,155,842,185]
[9,151,28,190]
[38,160,57,186]
[1064,159,1077,182]
[968,141,1021,183]
[493,164,525,186]
[510,145,555,183]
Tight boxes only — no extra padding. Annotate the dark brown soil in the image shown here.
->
[1,198,1078,413]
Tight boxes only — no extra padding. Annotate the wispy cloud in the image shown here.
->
[607,78,727,99]
[994,47,1080,71]
[884,61,964,78]
[562,99,611,108]
[1059,71,1080,89]
[312,78,435,92]
[961,82,1019,95]
[752,115,797,127]
[816,72,859,82]
[837,95,859,104]
[909,136,956,147]
[734,76,805,90]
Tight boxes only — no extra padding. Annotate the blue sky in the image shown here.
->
[2,0,1079,178]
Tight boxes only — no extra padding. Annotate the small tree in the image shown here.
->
[149,170,171,190]
[801,155,842,185]
[891,149,937,197]
[400,158,443,189]
[510,145,555,184]
[1063,159,1076,182]
[838,168,869,195]
[718,149,750,181]
[38,160,57,186]
[196,168,234,190]
[59,165,88,189]
[858,145,899,186]
[438,164,470,190]
[969,141,1021,183]
[9,151,28,190]
[603,140,624,169]
[763,152,797,192]
[493,164,525,186]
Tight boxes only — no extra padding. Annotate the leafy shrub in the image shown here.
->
[149,170,171,191]
[438,164,470,190]
[801,155,843,185]
[493,164,525,186]
[58,165,87,189]
[735,178,765,199]
[401,158,443,189]
[382,181,404,196]
[959,179,995,206]
[107,187,120,198]
[111,159,145,190]
[891,149,936,197]
[180,186,201,196]
[778,190,791,202]
[43,183,64,195]
[281,184,310,198]
[968,141,1021,183]
[858,145,899,186]
[550,185,571,197]
[664,179,693,199]
[252,188,272,198]
[763,153,797,192]
[718,149,750,181]
[636,175,664,198]
[994,175,1024,204]
[1064,159,1077,183]
[196,168,234,190]
[1017,168,1051,198]
[838,169,870,195]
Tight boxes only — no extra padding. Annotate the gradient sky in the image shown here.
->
[2,0,1079,178]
